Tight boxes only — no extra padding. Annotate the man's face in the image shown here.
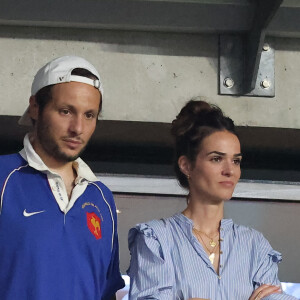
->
[32,81,101,164]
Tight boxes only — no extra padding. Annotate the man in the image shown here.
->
[0,56,124,299]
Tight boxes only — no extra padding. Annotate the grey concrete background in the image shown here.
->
[0,26,300,129]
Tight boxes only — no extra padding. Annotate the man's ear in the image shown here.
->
[178,155,192,177]
[28,96,39,122]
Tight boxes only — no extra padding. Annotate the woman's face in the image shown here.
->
[181,130,242,203]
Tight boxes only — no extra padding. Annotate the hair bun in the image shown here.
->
[171,100,214,138]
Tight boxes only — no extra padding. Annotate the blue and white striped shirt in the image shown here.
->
[128,213,296,300]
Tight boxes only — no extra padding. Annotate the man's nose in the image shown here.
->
[70,115,83,135]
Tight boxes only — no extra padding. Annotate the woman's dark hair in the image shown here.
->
[34,68,102,121]
[171,99,238,189]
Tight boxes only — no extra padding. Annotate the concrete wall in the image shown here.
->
[0,25,300,128]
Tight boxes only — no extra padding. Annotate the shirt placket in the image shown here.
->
[218,226,225,280]
[217,226,225,299]
[48,175,69,213]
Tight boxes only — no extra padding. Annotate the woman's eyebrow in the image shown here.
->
[234,153,243,157]
[207,151,225,156]
[206,151,243,157]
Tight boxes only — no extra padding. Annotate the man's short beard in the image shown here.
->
[36,117,87,163]
[48,142,86,162]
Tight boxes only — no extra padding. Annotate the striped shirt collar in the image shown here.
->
[173,213,234,233]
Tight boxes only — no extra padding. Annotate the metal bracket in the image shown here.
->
[219,35,275,97]
[219,0,282,97]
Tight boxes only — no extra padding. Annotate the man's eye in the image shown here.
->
[60,109,70,115]
[233,158,242,165]
[86,113,95,119]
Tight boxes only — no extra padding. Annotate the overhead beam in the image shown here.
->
[245,0,283,92]
[0,0,299,37]
[268,2,300,37]
[0,0,254,33]
[219,0,283,96]
[0,1,281,35]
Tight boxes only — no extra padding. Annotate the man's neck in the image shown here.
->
[55,165,77,199]
[30,135,78,198]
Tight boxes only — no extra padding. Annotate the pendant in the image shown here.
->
[209,253,215,264]
[209,240,216,247]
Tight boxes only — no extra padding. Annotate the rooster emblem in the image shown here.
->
[86,212,102,239]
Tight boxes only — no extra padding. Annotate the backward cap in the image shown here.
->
[19,55,103,126]
[31,55,103,95]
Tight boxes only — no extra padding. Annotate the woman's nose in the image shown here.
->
[222,161,234,176]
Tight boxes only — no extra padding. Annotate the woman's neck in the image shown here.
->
[182,198,224,235]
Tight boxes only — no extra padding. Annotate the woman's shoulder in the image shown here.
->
[240,226,284,269]
[230,222,282,261]
[231,220,260,234]
[231,221,267,241]
[129,217,172,238]
[232,222,279,248]
[128,215,179,250]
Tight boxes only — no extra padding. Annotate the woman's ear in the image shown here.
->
[28,96,39,122]
[178,155,191,177]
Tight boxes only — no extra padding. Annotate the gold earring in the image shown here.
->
[187,174,190,180]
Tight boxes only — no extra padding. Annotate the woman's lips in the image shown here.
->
[219,181,234,187]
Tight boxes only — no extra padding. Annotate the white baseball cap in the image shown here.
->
[19,55,103,126]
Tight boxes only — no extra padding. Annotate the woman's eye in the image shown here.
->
[233,159,241,165]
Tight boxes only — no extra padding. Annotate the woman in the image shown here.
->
[127,100,296,300]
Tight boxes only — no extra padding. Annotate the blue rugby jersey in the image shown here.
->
[128,213,296,300]
[0,153,124,300]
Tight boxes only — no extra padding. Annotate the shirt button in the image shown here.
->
[218,276,221,279]
[220,227,224,231]
[220,251,223,254]
[219,238,224,241]
[220,264,223,268]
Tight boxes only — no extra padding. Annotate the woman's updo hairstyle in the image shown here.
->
[171,99,237,189]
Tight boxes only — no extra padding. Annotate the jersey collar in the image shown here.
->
[19,133,98,182]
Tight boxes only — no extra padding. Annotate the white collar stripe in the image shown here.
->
[0,164,29,215]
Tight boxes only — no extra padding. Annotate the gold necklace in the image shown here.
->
[193,227,219,248]
[193,229,219,264]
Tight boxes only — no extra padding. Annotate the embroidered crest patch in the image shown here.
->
[86,212,102,239]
